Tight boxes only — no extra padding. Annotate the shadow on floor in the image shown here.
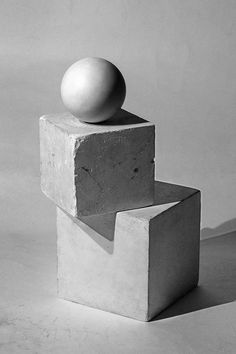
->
[154,230,236,321]
[201,218,236,239]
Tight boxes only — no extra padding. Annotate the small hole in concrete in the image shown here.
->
[133,168,139,173]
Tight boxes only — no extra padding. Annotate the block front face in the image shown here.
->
[40,110,155,217]
[57,207,149,321]
[74,125,154,216]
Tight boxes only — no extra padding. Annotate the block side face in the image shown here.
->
[74,125,155,216]
[147,192,201,320]
[57,208,149,321]
[40,117,76,215]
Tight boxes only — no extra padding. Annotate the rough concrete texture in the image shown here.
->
[57,181,201,321]
[40,109,155,217]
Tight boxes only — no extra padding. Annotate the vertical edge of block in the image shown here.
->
[150,123,156,204]
[147,190,201,321]
[39,115,77,216]
[115,212,150,321]
[56,206,69,300]
[194,190,201,287]
[56,207,60,299]
[39,116,47,194]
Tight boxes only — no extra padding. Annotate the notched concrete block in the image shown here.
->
[40,109,155,216]
[57,181,201,321]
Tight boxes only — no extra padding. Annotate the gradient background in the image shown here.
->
[0,0,236,242]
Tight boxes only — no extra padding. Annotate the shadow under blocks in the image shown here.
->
[64,180,199,254]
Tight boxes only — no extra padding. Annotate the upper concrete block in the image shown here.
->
[40,109,155,217]
[57,181,201,321]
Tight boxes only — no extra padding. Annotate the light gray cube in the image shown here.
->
[40,109,155,217]
[57,181,201,321]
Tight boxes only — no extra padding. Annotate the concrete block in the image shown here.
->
[40,109,155,217]
[57,181,201,321]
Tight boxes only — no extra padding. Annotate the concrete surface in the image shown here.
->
[57,181,200,321]
[1,226,236,353]
[40,109,155,216]
[148,188,200,319]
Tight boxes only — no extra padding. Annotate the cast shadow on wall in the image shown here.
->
[154,228,236,321]
[201,218,236,239]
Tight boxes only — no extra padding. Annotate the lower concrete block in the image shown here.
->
[57,181,201,321]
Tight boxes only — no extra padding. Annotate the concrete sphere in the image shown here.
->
[61,57,126,123]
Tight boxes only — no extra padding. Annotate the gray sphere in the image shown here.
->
[61,57,126,123]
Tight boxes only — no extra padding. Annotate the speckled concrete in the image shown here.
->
[57,181,200,321]
[40,109,155,217]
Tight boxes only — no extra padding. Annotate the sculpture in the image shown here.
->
[40,58,201,321]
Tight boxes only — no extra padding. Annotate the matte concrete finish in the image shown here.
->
[40,109,155,217]
[148,192,200,319]
[57,181,200,321]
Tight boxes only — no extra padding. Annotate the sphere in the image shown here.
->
[61,57,126,123]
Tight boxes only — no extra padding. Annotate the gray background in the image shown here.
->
[0,0,236,239]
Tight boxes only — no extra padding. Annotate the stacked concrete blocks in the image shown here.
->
[40,109,201,321]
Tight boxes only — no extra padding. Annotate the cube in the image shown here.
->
[57,181,201,321]
[40,109,155,217]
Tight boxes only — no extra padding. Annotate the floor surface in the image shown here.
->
[0,219,236,353]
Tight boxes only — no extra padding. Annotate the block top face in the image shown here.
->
[41,109,154,137]
[119,181,200,221]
